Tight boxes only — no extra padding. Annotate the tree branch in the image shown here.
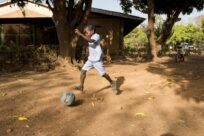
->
[74,0,92,29]
[46,0,54,12]
[157,8,181,44]
[71,0,86,28]
[67,0,74,21]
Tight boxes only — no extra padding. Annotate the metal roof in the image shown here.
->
[91,8,145,21]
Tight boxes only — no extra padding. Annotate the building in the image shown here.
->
[0,1,145,55]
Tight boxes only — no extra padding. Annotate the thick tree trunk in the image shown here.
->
[156,10,181,51]
[52,17,73,65]
[55,22,71,59]
[54,23,79,66]
[49,0,92,66]
[52,0,72,65]
[147,0,158,61]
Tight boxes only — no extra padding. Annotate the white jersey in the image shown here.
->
[88,33,103,62]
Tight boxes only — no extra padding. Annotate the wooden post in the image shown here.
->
[119,19,124,51]
[0,24,3,47]
[17,24,20,47]
[32,24,36,46]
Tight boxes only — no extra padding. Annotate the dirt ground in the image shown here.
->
[0,54,204,136]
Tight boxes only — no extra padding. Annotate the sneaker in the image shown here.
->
[111,80,118,95]
[74,85,84,92]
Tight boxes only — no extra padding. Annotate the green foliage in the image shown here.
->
[120,0,204,59]
[124,28,147,47]
[202,19,204,32]
[120,0,204,15]
[119,0,133,13]
[124,27,148,53]
[167,24,204,46]
[123,15,163,53]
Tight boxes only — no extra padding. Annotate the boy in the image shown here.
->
[74,25,118,94]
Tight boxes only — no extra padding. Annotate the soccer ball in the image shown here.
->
[60,91,75,106]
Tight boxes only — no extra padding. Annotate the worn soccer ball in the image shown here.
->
[60,91,75,106]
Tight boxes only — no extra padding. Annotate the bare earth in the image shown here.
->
[0,55,204,136]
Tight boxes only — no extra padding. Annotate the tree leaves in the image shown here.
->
[120,0,204,16]
[120,0,133,14]
[124,28,148,49]
[167,24,204,46]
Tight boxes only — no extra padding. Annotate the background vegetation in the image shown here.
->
[124,18,204,58]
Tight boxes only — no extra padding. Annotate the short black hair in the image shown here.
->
[84,24,96,33]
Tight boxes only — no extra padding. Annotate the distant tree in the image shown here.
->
[120,0,204,61]
[124,27,148,49]
[201,18,204,32]
[11,0,92,65]
[124,27,148,60]
[167,24,204,46]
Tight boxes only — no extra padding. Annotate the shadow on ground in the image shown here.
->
[146,55,204,103]
[1,55,204,136]
[160,133,176,136]
[0,67,112,136]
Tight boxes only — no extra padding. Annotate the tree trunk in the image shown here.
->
[156,10,181,51]
[71,35,79,65]
[51,0,72,65]
[54,20,72,63]
[147,0,158,61]
[50,0,92,66]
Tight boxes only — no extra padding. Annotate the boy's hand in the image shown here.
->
[75,29,82,36]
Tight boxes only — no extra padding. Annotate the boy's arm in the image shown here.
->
[75,29,95,43]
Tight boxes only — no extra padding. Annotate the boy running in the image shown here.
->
[74,25,118,94]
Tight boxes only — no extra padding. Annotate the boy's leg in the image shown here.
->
[103,73,118,93]
[80,70,86,89]
[94,62,118,93]
[102,73,113,84]
[75,70,86,91]
[75,60,93,92]
[93,61,113,84]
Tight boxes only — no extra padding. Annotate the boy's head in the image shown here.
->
[83,25,96,38]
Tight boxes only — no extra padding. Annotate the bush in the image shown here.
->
[0,45,58,72]
[123,27,148,61]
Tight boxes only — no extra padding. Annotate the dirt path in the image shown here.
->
[0,55,204,136]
